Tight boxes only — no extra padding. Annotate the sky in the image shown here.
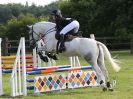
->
[0,0,58,6]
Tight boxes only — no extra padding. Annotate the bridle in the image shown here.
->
[29,25,56,48]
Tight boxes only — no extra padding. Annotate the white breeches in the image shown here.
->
[60,20,80,35]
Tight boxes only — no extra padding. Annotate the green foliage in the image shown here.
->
[5,13,50,40]
[6,14,38,39]
[0,5,12,23]
[0,0,133,39]
[60,0,133,38]
[0,24,7,37]
[1,51,133,99]
[0,2,58,39]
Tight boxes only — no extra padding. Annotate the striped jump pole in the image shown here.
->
[2,65,71,73]
[27,66,92,75]
[2,61,33,64]
[1,56,33,60]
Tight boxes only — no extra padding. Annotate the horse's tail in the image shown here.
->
[97,41,121,72]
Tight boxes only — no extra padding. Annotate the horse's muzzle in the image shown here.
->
[29,40,36,49]
[30,44,36,49]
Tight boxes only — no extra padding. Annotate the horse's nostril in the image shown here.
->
[30,43,36,49]
[30,45,35,49]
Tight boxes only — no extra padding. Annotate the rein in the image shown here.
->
[43,27,56,36]
[29,26,40,42]
[29,25,56,47]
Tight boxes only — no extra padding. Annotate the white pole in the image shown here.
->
[48,58,52,66]
[10,38,21,97]
[73,56,76,67]
[38,54,41,67]
[15,58,18,95]
[90,34,95,39]
[33,48,37,68]
[37,40,42,67]
[0,38,3,96]
[18,55,22,95]
[42,51,46,67]
[51,59,56,66]
[76,56,81,67]
[69,57,72,67]
[21,37,27,96]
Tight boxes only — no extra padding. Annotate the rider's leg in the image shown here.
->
[59,34,65,53]
[59,20,79,52]
[60,20,79,34]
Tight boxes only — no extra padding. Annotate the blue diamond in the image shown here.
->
[54,83,58,89]
[46,80,50,86]
[86,72,90,77]
[84,76,88,82]
[71,81,75,87]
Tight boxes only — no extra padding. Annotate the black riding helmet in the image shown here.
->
[51,9,62,17]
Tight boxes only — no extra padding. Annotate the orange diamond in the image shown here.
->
[79,77,83,82]
[61,78,66,84]
[69,78,72,83]
[81,72,85,78]
[43,84,47,91]
[74,77,78,82]
[35,81,40,88]
[53,75,58,81]
[91,79,95,85]
[91,72,96,77]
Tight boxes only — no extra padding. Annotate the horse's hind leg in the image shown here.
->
[84,55,107,91]
[97,45,109,81]
[97,45,113,91]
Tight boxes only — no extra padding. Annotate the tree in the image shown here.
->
[0,5,12,23]
[6,14,38,39]
[60,0,133,38]
[0,24,7,37]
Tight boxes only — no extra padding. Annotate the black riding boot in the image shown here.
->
[59,34,65,53]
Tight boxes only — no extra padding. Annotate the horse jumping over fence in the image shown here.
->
[27,21,121,91]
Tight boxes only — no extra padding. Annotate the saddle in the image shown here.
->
[55,31,83,54]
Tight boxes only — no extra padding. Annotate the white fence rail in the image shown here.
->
[10,37,27,97]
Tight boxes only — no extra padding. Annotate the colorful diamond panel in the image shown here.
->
[68,71,99,88]
[34,74,66,93]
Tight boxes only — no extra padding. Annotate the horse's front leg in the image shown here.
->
[38,51,49,62]
[46,51,58,60]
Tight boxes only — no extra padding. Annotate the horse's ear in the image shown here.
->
[27,25,32,29]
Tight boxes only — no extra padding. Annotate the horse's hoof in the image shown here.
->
[42,56,49,62]
[108,88,114,92]
[107,82,111,88]
[102,87,107,92]
[51,54,58,60]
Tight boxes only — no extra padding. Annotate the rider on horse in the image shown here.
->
[51,9,80,53]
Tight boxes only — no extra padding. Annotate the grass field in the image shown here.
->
[0,50,133,99]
